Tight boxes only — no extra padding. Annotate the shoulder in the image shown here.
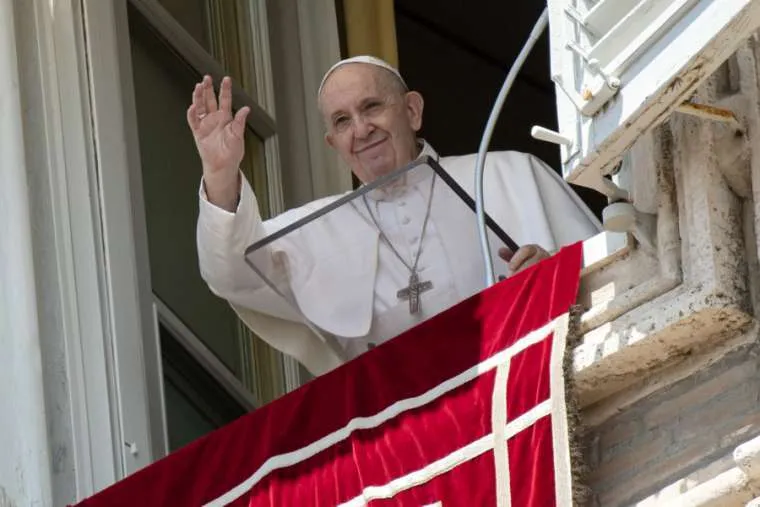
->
[264,192,349,230]
[439,151,554,186]
[440,150,546,173]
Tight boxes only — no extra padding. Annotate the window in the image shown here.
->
[126,0,289,451]
[544,0,760,198]
[160,322,247,451]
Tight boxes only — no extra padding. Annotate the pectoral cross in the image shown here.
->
[397,271,433,314]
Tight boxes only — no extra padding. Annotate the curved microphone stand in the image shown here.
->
[474,8,549,286]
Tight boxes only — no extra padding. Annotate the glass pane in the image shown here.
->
[156,0,258,98]
[128,7,267,381]
[157,0,212,52]
[207,0,259,99]
[242,158,517,360]
[160,325,246,451]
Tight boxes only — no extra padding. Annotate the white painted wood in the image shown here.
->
[0,0,54,504]
[80,0,158,477]
[128,0,276,139]
[154,299,258,410]
[589,0,698,74]
[26,0,128,496]
[583,0,640,38]
[110,0,170,463]
[548,0,760,197]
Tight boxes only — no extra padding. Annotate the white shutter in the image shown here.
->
[542,0,760,197]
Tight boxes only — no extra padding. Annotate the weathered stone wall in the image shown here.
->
[588,336,760,505]
[577,37,760,506]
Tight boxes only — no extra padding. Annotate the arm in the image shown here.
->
[499,153,601,273]
[189,76,298,321]
[525,153,602,245]
[196,171,269,300]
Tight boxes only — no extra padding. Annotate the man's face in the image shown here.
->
[321,64,424,184]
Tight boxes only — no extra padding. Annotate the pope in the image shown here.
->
[189,56,600,375]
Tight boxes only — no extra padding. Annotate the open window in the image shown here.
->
[541,0,760,198]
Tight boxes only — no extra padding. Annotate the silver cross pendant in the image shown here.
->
[397,272,433,314]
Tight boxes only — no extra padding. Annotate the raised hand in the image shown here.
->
[187,75,250,211]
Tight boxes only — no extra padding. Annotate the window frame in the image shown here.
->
[547,0,760,197]
[71,0,303,489]
[120,0,291,451]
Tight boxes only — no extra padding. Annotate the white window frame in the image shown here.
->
[40,0,344,497]
[152,297,258,454]
[90,0,287,460]
[546,0,760,198]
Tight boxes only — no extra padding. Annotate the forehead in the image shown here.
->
[320,64,387,113]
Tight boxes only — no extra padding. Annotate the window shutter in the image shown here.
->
[541,0,760,196]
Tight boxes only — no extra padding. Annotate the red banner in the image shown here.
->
[75,242,582,506]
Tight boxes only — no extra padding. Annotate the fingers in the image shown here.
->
[187,104,201,131]
[218,76,233,115]
[202,75,218,114]
[228,106,250,139]
[498,247,514,262]
[508,245,535,273]
[507,244,549,274]
[192,82,206,118]
[189,75,235,135]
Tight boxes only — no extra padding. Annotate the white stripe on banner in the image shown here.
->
[205,319,558,507]
[337,400,552,506]
[492,363,512,507]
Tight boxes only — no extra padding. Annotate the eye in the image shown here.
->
[364,101,382,112]
[333,116,349,128]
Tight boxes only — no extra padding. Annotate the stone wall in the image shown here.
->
[576,36,760,506]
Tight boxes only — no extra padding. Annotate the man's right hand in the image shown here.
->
[187,75,250,212]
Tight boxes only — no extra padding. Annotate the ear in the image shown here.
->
[404,91,424,132]
[325,131,336,150]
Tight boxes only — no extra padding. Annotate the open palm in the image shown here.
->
[187,75,250,209]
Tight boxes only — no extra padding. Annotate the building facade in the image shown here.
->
[3,1,760,506]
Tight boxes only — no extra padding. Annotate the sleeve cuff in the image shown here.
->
[197,171,261,240]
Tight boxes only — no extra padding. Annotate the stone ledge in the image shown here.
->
[669,434,760,506]
[573,280,754,408]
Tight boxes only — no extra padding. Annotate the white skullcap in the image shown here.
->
[317,55,408,97]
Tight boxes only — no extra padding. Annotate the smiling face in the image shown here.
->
[320,63,424,184]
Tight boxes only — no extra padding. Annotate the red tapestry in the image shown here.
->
[74,242,582,507]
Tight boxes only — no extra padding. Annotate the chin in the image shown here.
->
[359,158,397,181]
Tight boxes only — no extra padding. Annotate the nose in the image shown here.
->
[353,116,374,139]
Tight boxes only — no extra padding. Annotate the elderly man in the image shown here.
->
[191,56,600,375]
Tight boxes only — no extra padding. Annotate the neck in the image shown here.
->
[413,139,423,159]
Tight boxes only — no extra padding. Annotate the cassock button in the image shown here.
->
[401,216,411,225]
[399,201,406,207]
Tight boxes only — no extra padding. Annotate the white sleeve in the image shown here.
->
[196,172,301,321]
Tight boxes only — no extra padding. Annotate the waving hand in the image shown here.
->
[187,75,250,211]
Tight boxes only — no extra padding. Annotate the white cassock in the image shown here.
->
[197,142,601,375]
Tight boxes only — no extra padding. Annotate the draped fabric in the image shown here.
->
[74,242,582,507]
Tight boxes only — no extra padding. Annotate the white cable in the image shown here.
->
[474,8,549,286]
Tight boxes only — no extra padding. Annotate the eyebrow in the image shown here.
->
[330,96,387,120]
